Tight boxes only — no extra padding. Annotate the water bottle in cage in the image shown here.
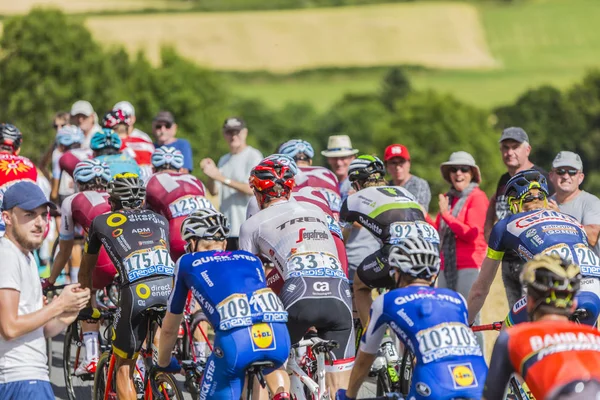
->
[382,334,399,364]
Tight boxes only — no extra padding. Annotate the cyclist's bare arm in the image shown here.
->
[345,350,377,398]
[78,252,99,297]
[482,331,515,400]
[157,311,183,367]
[467,257,501,324]
[484,195,497,242]
[49,238,74,284]
[585,224,600,246]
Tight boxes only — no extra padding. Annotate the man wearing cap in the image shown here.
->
[152,111,194,173]
[322,135,358,201]
[201,117,263,250]
[113,101,152,143]
[549,151,600,256]
[70,100,101,149]
[484,127,554,307]
[0,182,90,399]
[384,143,432,211]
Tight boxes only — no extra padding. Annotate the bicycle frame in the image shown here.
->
[288,340,329,400]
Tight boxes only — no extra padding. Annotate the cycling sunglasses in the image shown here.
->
[449,166,471,174]
[554,168,578,176]
[521,192,546,203]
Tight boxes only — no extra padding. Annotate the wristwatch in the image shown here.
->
[223,178,232,185]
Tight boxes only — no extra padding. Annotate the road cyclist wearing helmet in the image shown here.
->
[91,128,142,178]
[51,125,85,205]
[337,236,487,400]
[340,155,440,326]
[467,169,600,327]
[156,208,291,400]
[145,146,215,262]
[483,254,600,400]
[278,139,342,217]
[79,173,175,400]
[103,109,154,182]
[239,159,354,396]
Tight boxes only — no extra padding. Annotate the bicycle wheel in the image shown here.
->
[187,311,213,354]
[64,323,94,400]
[93,352,111,400]
[150,371,185,400]
[399,347,414,396]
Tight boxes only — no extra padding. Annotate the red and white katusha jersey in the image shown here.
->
[239,199,344,281]
[295,166,341,214]
[121,136,154,182]
[246,186,334,221]
[59,148,93,178]
[145,171,213,220]
[59,191,111,240]
[0,153,38,192]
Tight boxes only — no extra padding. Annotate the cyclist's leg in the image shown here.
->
[114,355,137,400]
[69,238,83,283]
[355,248,394,327]
[257,323,291,399]
[501,258,525,308]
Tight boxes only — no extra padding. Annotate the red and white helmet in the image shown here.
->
[102,109,132,129]
[249,160,295,207]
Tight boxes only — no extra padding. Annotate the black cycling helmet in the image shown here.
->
[181,209,231,250]
[348,155,385,186]
[521,254,581,318]
[0,123,22,153]
[107,173,146,209]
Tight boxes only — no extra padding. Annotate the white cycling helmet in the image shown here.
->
[388,236,440,280]
[152,146,184,170]
[181,208,231,244]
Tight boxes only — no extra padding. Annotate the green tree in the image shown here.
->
[380,67,412,111]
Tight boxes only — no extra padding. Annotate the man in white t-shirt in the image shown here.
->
[200,117,263,250]
[549,150,600,256]
[0,182,90,399]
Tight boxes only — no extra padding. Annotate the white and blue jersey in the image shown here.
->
[361,286,487,400]
[168,250,291,400]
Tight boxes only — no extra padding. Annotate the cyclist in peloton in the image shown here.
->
[467,169,600,326]
[79,173,175,400]
[337,236,487,400]
[240,159,354,396]
[91,128,141,178]
[157,209,291,400]
[51,125,85,205]
[483,254,600,400]
[44,160,116,375]
[278,139,342,217]
[102,109,154,182]
[145,146,215,262]
[340,155,439,326]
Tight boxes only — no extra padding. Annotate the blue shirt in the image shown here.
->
[95,154,141,178]
[155,139,193,172]
[168,250,287,331]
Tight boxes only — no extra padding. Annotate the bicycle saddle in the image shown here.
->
[247,361,275,372]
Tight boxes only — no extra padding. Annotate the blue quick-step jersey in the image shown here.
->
[488,209,600,277]
[168,250,288,331]
[361,285,487,400]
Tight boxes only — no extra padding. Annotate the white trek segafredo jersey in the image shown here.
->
[239,200,345,281]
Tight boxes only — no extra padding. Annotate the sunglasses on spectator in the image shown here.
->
[554,168,578,176]
[449,166,471,174]
[155,122,173,130]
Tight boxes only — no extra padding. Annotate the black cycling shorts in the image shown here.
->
[112,275,173,359]
[357,247,395,289]
[283,277,354,360]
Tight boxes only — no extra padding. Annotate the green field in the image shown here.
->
[231,0,600,110]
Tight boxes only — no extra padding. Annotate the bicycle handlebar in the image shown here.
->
[471,321,503,332]
[292,337,339,351]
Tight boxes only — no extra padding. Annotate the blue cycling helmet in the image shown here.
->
[152,146,184,170]
[90,128,122,151]
[74,159,112,186]
[504,169,549,199]
[55,126,84,147]
[261,154,298,176]
[278,139,315,160]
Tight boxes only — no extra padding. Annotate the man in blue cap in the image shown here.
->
[0,181,90,400]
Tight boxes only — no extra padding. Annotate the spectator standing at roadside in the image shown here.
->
[549,151,600,256]
[152,111,194,173]
[0,182,90,400]
[484,127,554,307]
[112,101,152,142]
[70,100,101,149]
[425,151,488,345]
[384,143,432,211]
[201,117,263,250]
[40,112,71,179]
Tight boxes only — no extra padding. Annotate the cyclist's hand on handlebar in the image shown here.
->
[336,389,356,400]
[155,356,182,374]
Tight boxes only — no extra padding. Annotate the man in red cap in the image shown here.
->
[384,143,431,211]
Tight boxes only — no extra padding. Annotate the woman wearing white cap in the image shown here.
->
[425,151,488,341]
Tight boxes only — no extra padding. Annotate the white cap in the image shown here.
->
[70,100,94,116]
[113,101,135,117]
[552,151,583,171]
[321,135,359,158]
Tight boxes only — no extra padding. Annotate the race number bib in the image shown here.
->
[416,322,482,364]
[390,221,440,245]
[217,288,287,330]
[574,244,600,277]
[169,196,215,218]
[123,245,175,282]
[581,277,600,297]
[286,252,346,280]
[542,243,574,263]
[320,188,342,213]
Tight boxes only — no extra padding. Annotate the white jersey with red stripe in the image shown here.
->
[296,166,341,214]
[239,199,345,282]
[120,136,154,182]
